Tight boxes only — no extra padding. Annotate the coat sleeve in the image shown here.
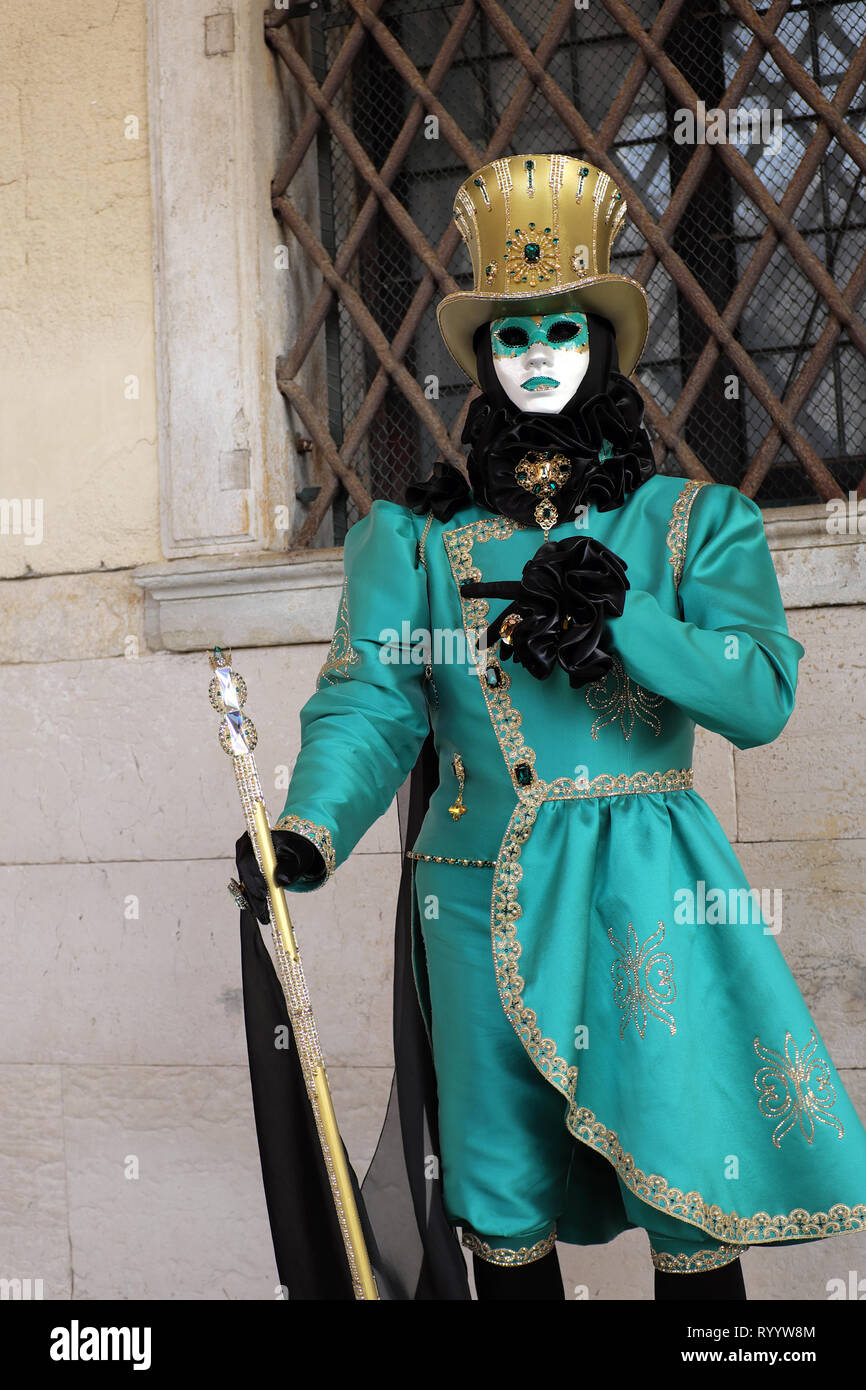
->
[274,499,431,892]
[603,482,805,750]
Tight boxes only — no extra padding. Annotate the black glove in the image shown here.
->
[234,829,327,924]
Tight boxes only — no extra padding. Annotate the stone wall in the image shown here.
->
[0,0,863,1303]
[2,607,863,1301]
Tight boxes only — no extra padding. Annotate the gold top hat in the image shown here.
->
[437,154,649,385]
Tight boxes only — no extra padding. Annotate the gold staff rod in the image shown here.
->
[208,646,378,1301]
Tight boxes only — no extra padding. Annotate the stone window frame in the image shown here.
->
[135,0,341,648]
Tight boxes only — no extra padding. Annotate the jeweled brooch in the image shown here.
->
[503,225,558,286]
[514,450,572,539]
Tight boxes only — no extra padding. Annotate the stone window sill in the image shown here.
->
[131,503,864,652]
[133,548,345,652]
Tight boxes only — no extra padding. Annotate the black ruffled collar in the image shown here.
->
[405,371,655,526]
[404,374,657,689]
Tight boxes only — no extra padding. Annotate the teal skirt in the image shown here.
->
[411,790,866,1271]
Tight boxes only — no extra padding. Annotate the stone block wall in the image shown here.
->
[1,603,863,1300]
[0,0,862,1304]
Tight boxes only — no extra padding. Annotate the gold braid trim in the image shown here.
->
[444,516,538,794]
[666,479,710,589]
[417,508,434,572]
[407,852,497,867]
[273,814,336,881]
[544,768,692,798]
[651,1243,747,1274]
[489,790,866,1246]
[462,1229,556,1266]
[571,1115,866,1245]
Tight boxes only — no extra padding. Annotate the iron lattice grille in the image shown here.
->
[266,0,866,546]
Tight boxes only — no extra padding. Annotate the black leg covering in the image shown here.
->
[473,1247,565,1301]
[655,1256,746,1301]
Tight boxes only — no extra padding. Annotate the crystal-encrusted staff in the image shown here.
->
[209,647,378,1301]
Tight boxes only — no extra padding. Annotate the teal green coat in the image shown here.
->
[277,474,866,1254]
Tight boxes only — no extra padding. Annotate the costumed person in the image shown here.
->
[236,154,866,1301]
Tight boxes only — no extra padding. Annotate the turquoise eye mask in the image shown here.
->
[491,311,589,357]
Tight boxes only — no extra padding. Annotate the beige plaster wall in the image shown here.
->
[0,0,161,580]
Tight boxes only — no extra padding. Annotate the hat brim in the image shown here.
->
[436,274,649,386]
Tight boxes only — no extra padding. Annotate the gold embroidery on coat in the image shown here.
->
[544,769,692,798]
[489,791,866,1245]
[608,920,677,1038]
[666,479,710,589]
[491,784,580,1094]
[316,577,361,690]
[585,653,664,739]
[444,516,538,793]
[753,1030,845,1148]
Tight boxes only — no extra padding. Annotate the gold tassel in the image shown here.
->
[448,751,468,820]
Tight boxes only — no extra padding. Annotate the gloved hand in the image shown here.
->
[234,829,327,923]
[461,534,628,689]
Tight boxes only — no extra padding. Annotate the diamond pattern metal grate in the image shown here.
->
[266,0,866,546]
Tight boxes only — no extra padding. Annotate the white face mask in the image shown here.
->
[490,311,590,413]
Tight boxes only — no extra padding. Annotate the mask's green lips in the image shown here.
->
[522,375,559,390]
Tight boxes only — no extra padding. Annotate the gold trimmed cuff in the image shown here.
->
[462,1228,556,1266]
[650,1241,747,1274]
[273,814,336,883]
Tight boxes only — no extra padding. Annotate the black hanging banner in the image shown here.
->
[239,730,471,1301]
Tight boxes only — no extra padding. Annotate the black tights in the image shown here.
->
[472,1249,747,1301]
[473,1248,566,1300]
[655,1257,746,1301]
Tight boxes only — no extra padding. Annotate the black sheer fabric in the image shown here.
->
[239,729,471,1300]
[240,905,359,1299]
[356,730,472,1299]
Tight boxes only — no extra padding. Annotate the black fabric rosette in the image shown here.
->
[405,458,471,522]
[461,534,629,688]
